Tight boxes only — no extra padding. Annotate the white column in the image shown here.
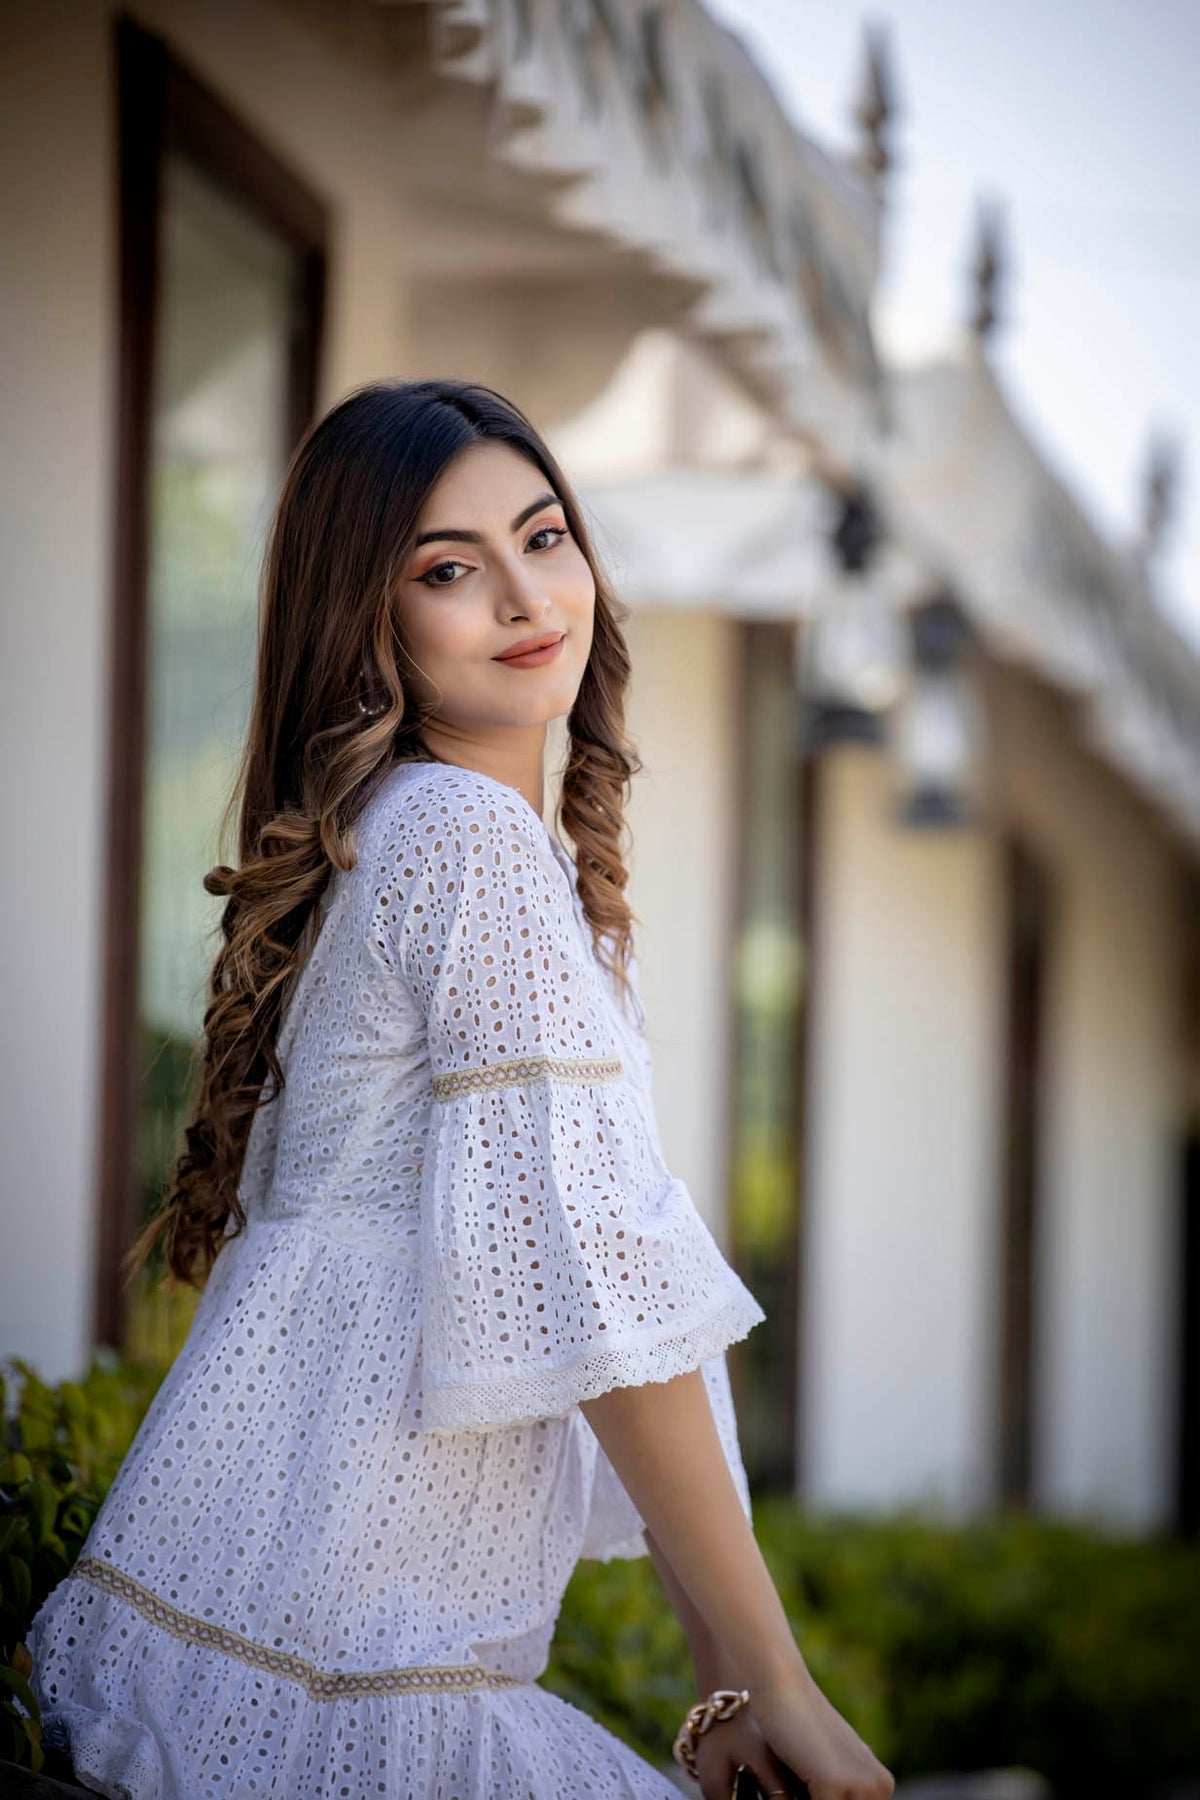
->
[1,3,115,1378]
[800,745,1004,1516]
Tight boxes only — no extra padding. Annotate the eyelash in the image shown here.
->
[417,524,570,588]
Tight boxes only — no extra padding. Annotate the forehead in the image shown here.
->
[419,440,546,520]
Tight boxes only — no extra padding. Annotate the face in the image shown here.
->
[395,439,596,737]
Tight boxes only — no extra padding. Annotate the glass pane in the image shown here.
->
[729,623,807,1491]
[130,151,299,1354]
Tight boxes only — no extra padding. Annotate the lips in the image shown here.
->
[494,632,565,662]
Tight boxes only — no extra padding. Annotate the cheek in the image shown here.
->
[401,593,478,662]
[556,546,597,613]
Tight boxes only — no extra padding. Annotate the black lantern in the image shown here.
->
[893,589,985,826]
[797,480,908,752]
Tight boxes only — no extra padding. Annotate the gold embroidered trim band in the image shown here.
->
[431,1051,623,1102]
[71,1556,525,1700]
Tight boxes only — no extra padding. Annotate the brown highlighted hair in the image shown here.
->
[123,377,643,1296]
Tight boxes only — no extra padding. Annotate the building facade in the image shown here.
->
[3,0,1196,1541]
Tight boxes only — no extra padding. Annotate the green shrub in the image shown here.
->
[547,1495,1200,1799]
[0,1351,171,1773]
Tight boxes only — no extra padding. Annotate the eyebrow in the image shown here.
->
[414,492,562,548]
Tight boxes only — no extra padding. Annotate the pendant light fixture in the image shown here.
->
[796,478,909,752]
[892,588,985,827]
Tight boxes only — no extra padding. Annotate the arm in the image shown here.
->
[636,1361,752,1692]
[583,1369,896,1800]
[579,1365,806,1693]
[643,1525,743,1694]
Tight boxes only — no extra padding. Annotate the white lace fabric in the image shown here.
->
[26,760,765,1798]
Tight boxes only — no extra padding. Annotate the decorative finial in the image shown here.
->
[853,19,896,189]
[1137,427,1181,568]
[969,196,1006,341]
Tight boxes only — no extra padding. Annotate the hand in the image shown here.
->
[692,1703,801,1800]
[746,1664,895,1800]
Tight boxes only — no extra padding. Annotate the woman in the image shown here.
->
[27,378,895,1800]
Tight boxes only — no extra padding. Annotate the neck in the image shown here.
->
[414,722,549,820]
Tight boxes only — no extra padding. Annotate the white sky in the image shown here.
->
[706,0,1200,651]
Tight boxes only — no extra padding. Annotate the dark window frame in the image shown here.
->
[1175,866,1200,1539]
[995,830,1056,1505]
[96,14,327,1347]
[724,619,810,1493]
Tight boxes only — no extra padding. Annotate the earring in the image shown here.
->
[357,670,387,717]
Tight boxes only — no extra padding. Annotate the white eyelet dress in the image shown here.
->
[26,759,767,1799]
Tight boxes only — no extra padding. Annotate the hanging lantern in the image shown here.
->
[892,590,985,826]
[796,480,908,751]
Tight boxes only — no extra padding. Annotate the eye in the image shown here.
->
[528,524,569,551]
[417,559,469,589]
[415,525,568,589]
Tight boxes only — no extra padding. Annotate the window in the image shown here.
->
[99,18,326,1352]
[727,621,810,1491]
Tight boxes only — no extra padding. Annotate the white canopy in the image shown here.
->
[865,342,1200,853]
[400,0,885,460]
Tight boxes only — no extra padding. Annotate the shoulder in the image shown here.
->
[366,759,549,865]
[361,761,564,959]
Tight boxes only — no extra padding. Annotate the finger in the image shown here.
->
[752,1742,805,1800]
[698,1758,740,1800]
[750,1755,808,1799]
[698,1756,737,1800]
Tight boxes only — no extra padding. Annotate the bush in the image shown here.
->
[0,1351,170,1774]
[3,1351,1199,1797]
[547,1495,1200,1799]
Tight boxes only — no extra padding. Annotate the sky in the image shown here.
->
[706,0,1200,651]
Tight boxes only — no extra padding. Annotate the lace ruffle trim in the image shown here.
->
[421,1280,767,1433]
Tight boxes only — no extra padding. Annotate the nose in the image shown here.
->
[497,550,552,619]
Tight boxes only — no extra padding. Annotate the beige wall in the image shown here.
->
[801,661,1187,1529]
[990,666,1185,1528]
[2,6,118,1378]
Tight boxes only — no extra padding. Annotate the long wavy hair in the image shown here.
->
[123,377,644,1297]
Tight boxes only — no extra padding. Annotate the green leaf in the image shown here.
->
[0,1552,32,1618]
[59,1498,95,1540]
[33,1539,70,1589]
[21,1710,45,1775]
[0,1663,41,1720]
[26,1479,57,1547]
[5,1711,26,1766]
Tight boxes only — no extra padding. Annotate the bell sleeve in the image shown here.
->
[378,770,766,1433]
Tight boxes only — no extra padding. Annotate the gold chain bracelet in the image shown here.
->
[671,1686,751,1781]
